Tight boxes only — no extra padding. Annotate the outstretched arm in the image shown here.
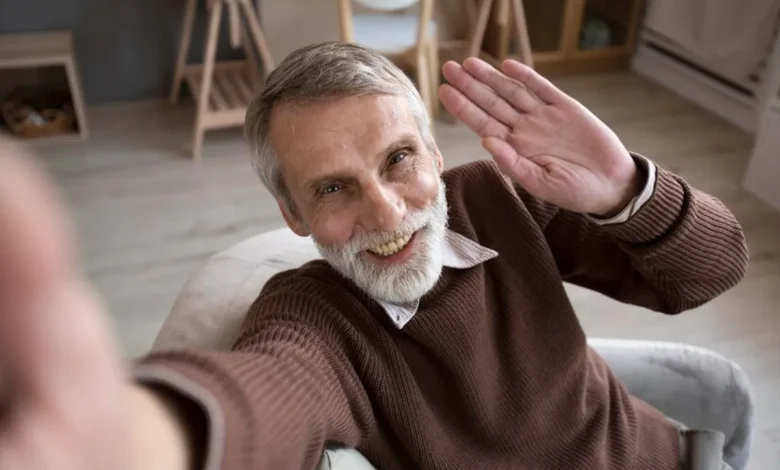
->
[0,139,365,470]
[135,302,368,470]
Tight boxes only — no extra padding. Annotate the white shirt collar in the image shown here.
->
[376,229,498,329]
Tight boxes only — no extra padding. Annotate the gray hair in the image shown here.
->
[244,41,433,214]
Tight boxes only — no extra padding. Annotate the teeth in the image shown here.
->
[368,233,412,257]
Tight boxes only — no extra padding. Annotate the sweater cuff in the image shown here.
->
[587,153,656,226]
[600,163,687,244]
[133,358,227,470]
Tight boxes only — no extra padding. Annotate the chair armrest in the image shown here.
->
[587,337,753,465]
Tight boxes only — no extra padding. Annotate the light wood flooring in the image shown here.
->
[30,71,780,468]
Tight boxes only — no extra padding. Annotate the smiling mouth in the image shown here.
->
[366,233,414,257]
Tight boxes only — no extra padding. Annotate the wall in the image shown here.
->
[0,0,244,105]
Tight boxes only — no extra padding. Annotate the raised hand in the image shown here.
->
[0,140,191,470]
[438,58,641,217]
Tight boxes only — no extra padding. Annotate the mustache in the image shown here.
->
[317,208,433,256]
[338,218,428,255]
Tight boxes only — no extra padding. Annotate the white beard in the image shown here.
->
[313,179,448,304]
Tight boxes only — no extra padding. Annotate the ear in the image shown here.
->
[433,146,444,174]
[277,199,310,237]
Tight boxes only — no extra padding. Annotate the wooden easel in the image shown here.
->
[170,0,275,160]
[435,0,532,123]
[441,0,533,68]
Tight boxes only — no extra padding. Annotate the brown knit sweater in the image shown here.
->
[136,159,748,470]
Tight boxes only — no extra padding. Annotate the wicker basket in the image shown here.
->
[1,87,76,139]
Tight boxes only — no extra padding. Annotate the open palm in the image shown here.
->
[438,58,640,216]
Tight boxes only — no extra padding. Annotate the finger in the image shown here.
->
[0,142,74,385]
[438,83,510,139]
[441,60,520,126]
[0,142,74,303]
[461,57,541,112]
[481,137,546,196]
[501,59,572,105]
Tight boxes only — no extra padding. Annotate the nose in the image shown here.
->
[362,182,405,233]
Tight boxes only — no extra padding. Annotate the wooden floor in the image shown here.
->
[31,71,780,468]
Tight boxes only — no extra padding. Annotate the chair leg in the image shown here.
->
[238,0,275,74]
[241,25,262,85]
[192,124,206,161]
[170,0,198,104]
[509,0,534,67]
[428,36,440,120]
[193,0,223,160]
[416,53,433,122]
[63,58,89,140]
[468,0,494,59]
[337,0,355,42]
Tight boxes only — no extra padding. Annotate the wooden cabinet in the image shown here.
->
[483,0,644,75]
[0,31,88,142]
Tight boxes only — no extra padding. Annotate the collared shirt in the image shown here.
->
[377,230,499,328]
[377,154,658,329]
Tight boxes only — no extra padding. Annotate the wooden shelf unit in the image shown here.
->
[0,31,88,141]
[482,0,644,75]
[170,0,274,160]
[182,59,262,130]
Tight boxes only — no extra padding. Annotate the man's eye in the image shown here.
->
[389,151,408,165]
[322,183,342,195]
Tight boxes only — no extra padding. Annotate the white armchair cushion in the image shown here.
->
[152,227,319,352]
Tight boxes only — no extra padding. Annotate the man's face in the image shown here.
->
[269,94,447,304]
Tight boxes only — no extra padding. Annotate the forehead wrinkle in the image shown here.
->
[272,95,417,186]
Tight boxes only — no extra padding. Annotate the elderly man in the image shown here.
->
[0,42,750,470]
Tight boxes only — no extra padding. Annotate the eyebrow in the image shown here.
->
[304,134,419,194]
[382,134,417,156]
[306,173,358,194]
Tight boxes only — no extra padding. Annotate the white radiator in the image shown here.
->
[632,0,780,133]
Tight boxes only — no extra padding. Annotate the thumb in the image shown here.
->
[0,139,127,469]
[0,139,125,413]
[482,137,545,195]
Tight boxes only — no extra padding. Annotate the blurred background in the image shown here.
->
[0,0,778,467]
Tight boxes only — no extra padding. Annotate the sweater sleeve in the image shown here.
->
[514,158,748,314]
[133,288,369,470]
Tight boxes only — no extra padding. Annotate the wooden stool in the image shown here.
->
[466,0,533,67]
[337,0,440,121]
[438,0,533,68]
[0,31,88,142]
[170,0,275,160]
[437,0,532,124]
